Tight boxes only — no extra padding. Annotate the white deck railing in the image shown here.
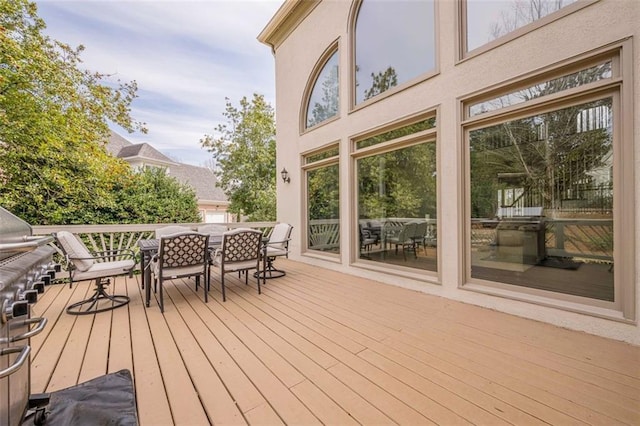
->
[33,222,276,263]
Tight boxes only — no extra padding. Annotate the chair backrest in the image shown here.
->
[220,228,262,266]
[197,224,228,236]
[412,222,428,239]
[399,222,417,241]
[268,223,293,250]
[158,232,209,276]
[155,225,192,239]
[55,231,94,272]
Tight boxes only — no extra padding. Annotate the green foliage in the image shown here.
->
[470,98,613,218]
[363,66,398,101]
[307,54,339,128]
[116,168,201,224]
[307,164,339,220]
[0,0,154,225]
[201,94,276,221]
[358,143,437,220]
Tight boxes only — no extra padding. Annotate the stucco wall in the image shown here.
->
[270,0,639,344]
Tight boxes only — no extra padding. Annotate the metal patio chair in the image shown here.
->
[210,228,263,301]
[151,232,209,313]
[259,223,292,279]
[54,231,135,315]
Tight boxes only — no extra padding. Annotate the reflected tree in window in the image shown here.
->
[307,163,340,252]
[306,51,339,128]
[467,0,578,52]
[358,143,436,220]
[469,98,614,301]
[470,98,613,219]
[354,0,435,104]
[470,62,612,116]
[363,66,398,101]
[357,117,436,149]
[357,142,437,271]
[308,165,339,221]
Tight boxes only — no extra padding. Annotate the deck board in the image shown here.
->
[29,259,640,425]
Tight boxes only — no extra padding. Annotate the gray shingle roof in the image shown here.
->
[117,143,175,164]
[106,131,226,203]
[170,164,227,202]
[106,131,132,156]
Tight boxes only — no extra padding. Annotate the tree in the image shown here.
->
[490,0,573,40]
[116,168,201,224]
[201,94,276,221]
[470,99,613,219]
[0,0,148,225]
[363,66,398,101]
[307,57,339,128]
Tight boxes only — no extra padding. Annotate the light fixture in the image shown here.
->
[280,167,291,183]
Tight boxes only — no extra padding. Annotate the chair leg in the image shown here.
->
[159,279,164,313]
[66,277,130,315]
[257,269,262,295]
[203,272,208,303]
[221,274,226,302]
[254,257,286,279]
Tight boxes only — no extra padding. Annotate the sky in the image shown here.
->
[35,0,284,166]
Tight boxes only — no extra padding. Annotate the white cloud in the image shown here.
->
[35,0,282,165]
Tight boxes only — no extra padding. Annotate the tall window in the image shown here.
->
[305,49,339,129]
[304,146,340,253]
[464,46,633,318]
[353,0,436,105]
[469,99,613,300]
[354,115,437,272]
[463,0,590,55]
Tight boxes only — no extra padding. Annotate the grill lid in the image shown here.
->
[0,206,53,261]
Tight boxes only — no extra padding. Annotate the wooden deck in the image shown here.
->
[30,259,640,425]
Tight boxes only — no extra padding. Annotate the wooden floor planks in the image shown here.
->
[28,259,640,425]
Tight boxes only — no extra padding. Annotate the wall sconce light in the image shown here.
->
[280,167,291,183]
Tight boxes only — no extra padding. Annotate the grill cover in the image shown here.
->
[22,370,138,426]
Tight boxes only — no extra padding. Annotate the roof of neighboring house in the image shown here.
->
[117,143,176,165]
[171,163,227,202]
[105,131,133,156]
[106,131,227,203]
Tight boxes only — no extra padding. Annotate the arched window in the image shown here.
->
[305,49,339,129]
[353,0,436,105]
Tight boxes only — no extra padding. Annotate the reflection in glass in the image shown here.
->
[307,164,340,253]
[469,98,614,301]
[466,0,578,52]
[306,51,339,128]
[357,143,437,271]
[469,62,612,116]
[354,0,435,104]
[356,117,436,150]
[305,146,340,164]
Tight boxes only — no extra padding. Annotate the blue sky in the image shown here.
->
[35,0,283,166]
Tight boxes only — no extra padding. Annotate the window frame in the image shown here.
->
[302,143,341,257]
[300,40,340,134]
[350,110,441,281]
[460,40,635,321]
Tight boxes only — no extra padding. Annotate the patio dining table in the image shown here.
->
[138,234,268,307]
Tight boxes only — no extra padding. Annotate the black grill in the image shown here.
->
[495,209,546,265]
[0,207,56,426]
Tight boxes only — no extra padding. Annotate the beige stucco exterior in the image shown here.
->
[260,0,639,344]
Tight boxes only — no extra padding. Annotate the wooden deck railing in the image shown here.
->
[32,222,276,264]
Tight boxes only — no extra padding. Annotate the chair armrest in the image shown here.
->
[94,248,135,257]
[267,238,291,247]
[69,248,136,262]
